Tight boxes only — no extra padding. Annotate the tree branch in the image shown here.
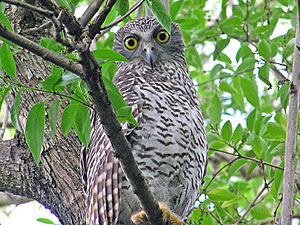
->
[100,0,145,31]
[0,24,83,76]
[0,192,31,207]
[88,0,117,39]
[209,148,290,174]
[0,134,85,225]
[281,1,300,224]
[78,0,105,27]
[235,178,274,225]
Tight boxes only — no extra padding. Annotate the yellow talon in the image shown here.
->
[131,202,184,225]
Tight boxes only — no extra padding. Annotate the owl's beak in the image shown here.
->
[143,42,156,68]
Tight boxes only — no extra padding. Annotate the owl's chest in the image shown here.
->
[130,77,198,157]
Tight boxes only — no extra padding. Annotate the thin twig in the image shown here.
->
[209,148,297,174]
[235,178,274,225]
[78,0,105,27]
[100,0,145,31]
[89,0,117,39]
[201,157,239,196]
[0,75,93,109]
[23,21,52,34]
[273,195,283,223]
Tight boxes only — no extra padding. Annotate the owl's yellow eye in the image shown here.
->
[124,37,138,49]
[157,30,169,43]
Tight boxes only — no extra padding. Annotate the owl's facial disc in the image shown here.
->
[143,41,156,68]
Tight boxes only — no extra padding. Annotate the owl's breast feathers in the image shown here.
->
[113,61,207,220]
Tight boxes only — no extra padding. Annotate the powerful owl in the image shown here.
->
[81,17,207,225]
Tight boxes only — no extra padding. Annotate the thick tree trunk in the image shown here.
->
[0,7,85,225]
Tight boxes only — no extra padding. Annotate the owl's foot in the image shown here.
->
[131,202,183,225]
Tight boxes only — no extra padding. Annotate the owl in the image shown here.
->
[81,16,207,225]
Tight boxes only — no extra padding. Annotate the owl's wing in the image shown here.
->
[81,68,141,225]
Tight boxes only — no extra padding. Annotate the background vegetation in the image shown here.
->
[0,0,299,224]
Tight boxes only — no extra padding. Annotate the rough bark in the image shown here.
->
[0,6,85,225]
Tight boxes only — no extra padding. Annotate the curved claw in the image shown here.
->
[131,202,184,225]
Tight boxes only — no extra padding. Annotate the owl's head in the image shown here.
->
[113,17,186,68]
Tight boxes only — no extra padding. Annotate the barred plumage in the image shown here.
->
[81,17,207,225]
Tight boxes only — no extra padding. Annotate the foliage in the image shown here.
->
[0,0,299,224]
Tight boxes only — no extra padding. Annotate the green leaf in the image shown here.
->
[250,204,272,220]
[1,43,16,78]
[277,83,289,111]
[222,196,243,208]
[236,57,256,74]
[236,44,253,62]
[221,120,232,141]
[232,77,245,112]
[179,18,200,30]
[40,67,62,91]
[145,0,172,34]
[25,102,45,165]
[241,77,260,109]
[0,12,17,47]
[36,218,56,224]
[220,16,243,28]
[219,81,237,94]
[73,104,91,147]
[189,209,214,225]
[232,5,244,18]
[106,88,127,110]
[115,0,129,16]
[271,167,283,198]
[61,104,77,135]
[116,106,137,126]
[0,87,10,111]
[0,2,4,12]
[170,0,183,20]
[249,11,267,23]
[93,49,128,63]
[253,135,264,157]
[10,88,23,132]
[246,109,257,132]
[214,38,230,59]
[185,45,202,68]
[208,93,222,124]
[270,42,278,57]
[40,38,60,52]
[278,0,288,6]
[57,0,72,11]
[210,64,224,79]
[0,11,13,31]
[55,71,80,87]
[258,39,271,59]
[49,99,61,142]
[258,63,270,87]
[219,53,232,64]
[228,159,248,179]
[266,122,286,141]
[232,124,243,143]
[207,188,237,201]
